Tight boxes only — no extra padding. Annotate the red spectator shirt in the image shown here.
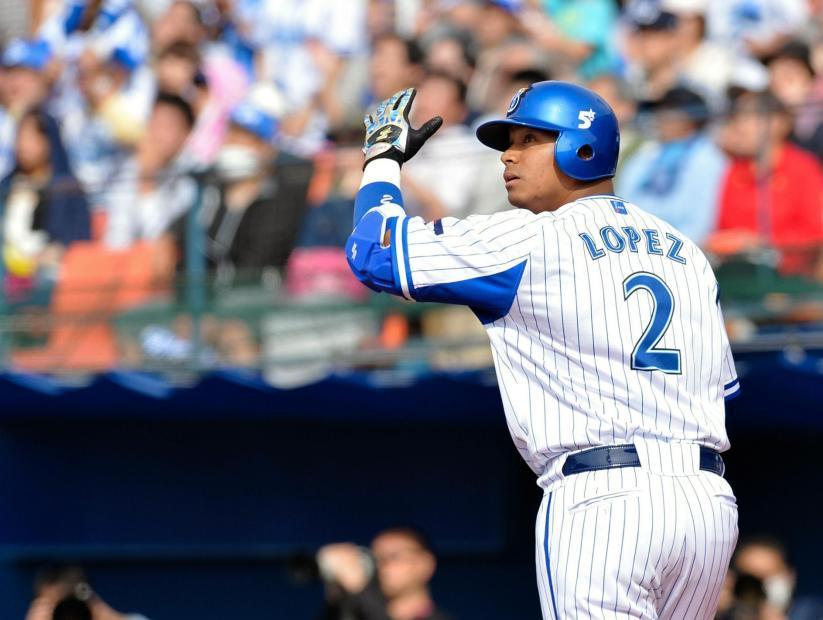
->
[717,143,823,272]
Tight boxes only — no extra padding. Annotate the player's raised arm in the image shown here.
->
[346,88,441,295]
[351,88,442,227]
[347,89,537,323]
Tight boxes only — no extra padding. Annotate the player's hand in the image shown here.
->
[362,88,443,169]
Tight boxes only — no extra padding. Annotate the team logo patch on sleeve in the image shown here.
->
[611,200,627,215]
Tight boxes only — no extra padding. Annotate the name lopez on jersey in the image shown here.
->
[579,225,687,264]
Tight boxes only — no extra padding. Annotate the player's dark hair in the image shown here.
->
[423,69,468,105]
[154,91,196,129]
[375,526,435,555]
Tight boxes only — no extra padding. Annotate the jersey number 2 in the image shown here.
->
[623,272,681,374]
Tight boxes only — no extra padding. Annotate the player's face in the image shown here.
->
[501,126,570,213]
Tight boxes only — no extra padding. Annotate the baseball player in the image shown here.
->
[346,81,739,619]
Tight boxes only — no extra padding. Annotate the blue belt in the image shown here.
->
[562,444,725,477]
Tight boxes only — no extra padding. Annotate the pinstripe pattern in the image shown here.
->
[536,467,738,620]
[381,194,741,619]
[398,197,737,482]
[392,196,739,620]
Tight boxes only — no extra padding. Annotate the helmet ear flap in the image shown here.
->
[554,129,613,181]
[554,130,591,181]
[576,144,594,161]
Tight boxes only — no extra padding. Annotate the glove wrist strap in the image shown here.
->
[363,146,405,170]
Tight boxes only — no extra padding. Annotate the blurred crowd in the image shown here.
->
[0,0,822,371]
[24,566,147,620]
[24,533,823,620]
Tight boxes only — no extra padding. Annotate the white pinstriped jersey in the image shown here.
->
[390,195,738,479]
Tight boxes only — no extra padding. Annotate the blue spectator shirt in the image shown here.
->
[615,133,728,246]
[541,0,618,79]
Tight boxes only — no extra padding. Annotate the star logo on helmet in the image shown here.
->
[578,109,596,129]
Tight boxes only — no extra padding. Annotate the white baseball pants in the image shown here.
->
[535,461,738,619]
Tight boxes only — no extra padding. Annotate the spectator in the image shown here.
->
[38,0,150,67]
[0,38,52,179]
[61,47,143,213]
[174,84,310,281]
[205,1,258,79]
[239,0,368,156]
[622,1,685,101]
[616,86,727,244]
[407,0,484,42]
[483,68,551,118]
[0,107,90,301]
[706,0,809,59]
[716,572,788,620]
[402,70,485,220]
[153,40,248,168]
[317,527,451,620]
[475,0,523,52]
[734,537,823,620]
[24,565,149,620]
[711,90,823,274]
[154,40,204,103]
[38,0,152,122]
[424,32,476,86]
[369,34,425,104]
[663,0,768,111]
[150,0,208,52]
[763,40,823,160]
[468,1,547,114]
[1,39,51,117]
[587,72,642,169]
[803,0,823,75]
[150,3,250,167]
[104,92,197,248]
[521,0,618,80]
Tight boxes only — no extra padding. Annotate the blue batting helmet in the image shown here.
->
[476,81,620,181]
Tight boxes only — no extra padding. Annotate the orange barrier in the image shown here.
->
[12,239,175,372]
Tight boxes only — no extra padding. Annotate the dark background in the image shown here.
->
[0,350,820,619]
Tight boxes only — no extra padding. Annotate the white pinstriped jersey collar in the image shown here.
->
[548,194,630,218]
